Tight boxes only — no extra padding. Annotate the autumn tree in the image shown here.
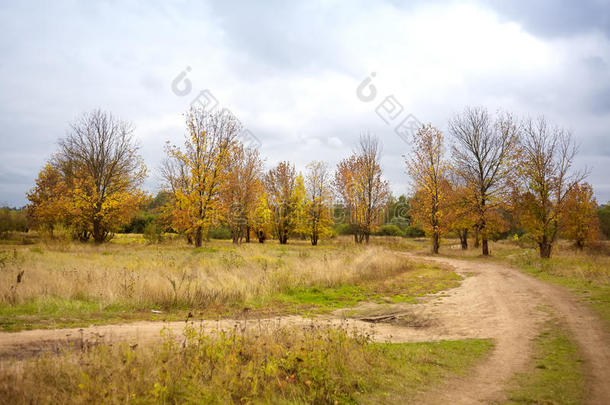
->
[264,161,305,244]
[251,193,273,243]
[446,179,477,250]
[405,124,449,253]
[335,133,389,243]
[304,161,334,246]
[222,145,264,244]
[562,182,599,250]
[28,110,147,243]
[159,152,192,242]
[163,107,241,247]
[449,107,518,256]
[26,161,69,235]
[517,117,585,258]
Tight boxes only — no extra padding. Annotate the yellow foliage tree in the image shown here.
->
[405,124,449,253]
[26,161,69,236]
[304,161,334,246]
[251,192,273,243]
[264,161,306,244]
[28,110,147,243]
[163,107,241,247]
[517,117,585,258]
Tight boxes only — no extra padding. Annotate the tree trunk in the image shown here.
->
[194,226,203,247]
[458,229,468,250]
[473,228,480,248]
[539,237,552,258]
[257,230,265,243]
[311,231,318,246]
[575,239,584,251]
[187,235,193,245]
[482,237,489,256]
[279,229,288,244]
[93,219,104,244]
[364,233,370,244]
[245,225,251,243]
[432,231,440,254]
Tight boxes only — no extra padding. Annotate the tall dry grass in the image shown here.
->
[0,236,414,311]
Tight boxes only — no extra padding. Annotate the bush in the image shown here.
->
[0,207,28,239]
[515,233,537,248]
[374,224,405,237]
[208,225,232,240]
[404,226,425,237]
[120,211,156,234]
[333,223,353,236]
[143,222,163,244]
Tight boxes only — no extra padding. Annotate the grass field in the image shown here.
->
[0,235,459,331]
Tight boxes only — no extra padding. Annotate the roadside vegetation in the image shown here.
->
[0,322,493,404]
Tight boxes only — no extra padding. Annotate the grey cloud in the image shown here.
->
[482,0,610,38]
[1,0,610,206]
[589,86,610,114]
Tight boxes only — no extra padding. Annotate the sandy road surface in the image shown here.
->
[0,254,608,404]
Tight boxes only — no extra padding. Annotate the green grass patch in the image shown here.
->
[0,323,493,404]
[253,263,461,313]
[274,284,370,309]
[506,319,585,405]
[0,297,172,331]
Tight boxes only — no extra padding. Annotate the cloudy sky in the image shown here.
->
[1,0,609,207]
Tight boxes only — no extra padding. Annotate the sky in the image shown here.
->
[1,0,609,207]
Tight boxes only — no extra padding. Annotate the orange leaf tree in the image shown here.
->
[561,181,599,250]
[335,133,389,243]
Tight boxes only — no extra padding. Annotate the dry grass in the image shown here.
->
[0,236,416,308]
[0,235,446,329]
[0,322,493,404]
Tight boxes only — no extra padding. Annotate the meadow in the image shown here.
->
[0,234,458,331]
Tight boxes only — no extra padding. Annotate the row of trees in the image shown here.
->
[27,108,391,247]
[159,108,390,247]
[406,107,599,258]
[26,106,601,258]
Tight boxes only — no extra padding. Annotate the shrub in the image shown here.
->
[333,223,353,235]
[404,226,425,237]
[208,225,232,240]
[143,222,163,244]
[374,224,405,237]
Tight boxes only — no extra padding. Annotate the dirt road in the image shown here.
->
[0,254,608,404]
